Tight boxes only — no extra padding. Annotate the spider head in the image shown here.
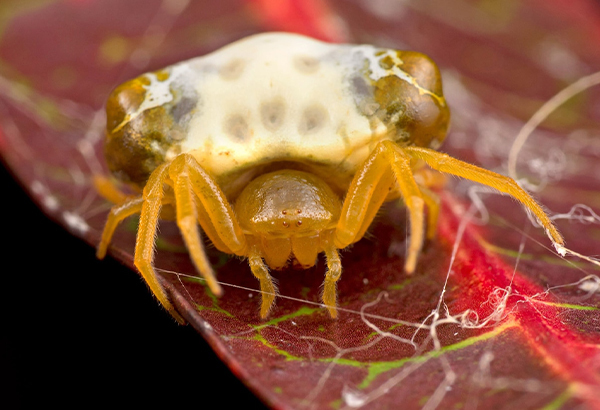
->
[235,169,341,238]
[234,169,342,269]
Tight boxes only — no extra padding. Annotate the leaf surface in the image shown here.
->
[1,0,599,409]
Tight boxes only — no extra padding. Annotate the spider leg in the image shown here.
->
[355,168,396,243]
[96,192,176,259]
[413,166,444,239]
[322,234,342,318]
[93,174,136,204]
[248,241,277,318]
[133,163,185,323]
[335,141,426,274]
[195,196,233,254]
[381,142,426,273]
[169,155,222,298]
[404,146,564,246]
[335,144,396,248]
[413,165,447,190]
[175,154,247,256]
[419,185,440,239]
[97,197,144,259]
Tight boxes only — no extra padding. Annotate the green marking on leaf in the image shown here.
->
[364,331,379,341]
[180,275,234,317]
[359,322,514,389]
[0,64,73,129]
[251,338,368,366]
[248,330,370,367]
[329,398,342,409]
[300,286,311,300]
[364,323,404,342]
[195,302,234,317]
[479,233,591,269]
[539,388,572,410]
[252,333,303,361]
[200,286,234,317]
[321,356,369,368]
[126,215,139,232]
[0,0,57,39]
[533,300,599,311]
[418,395,430,406]
[251,306,320,330]
[248,321,517,387]
[155,236,187,253]
[387,278,413,291]
[212,252,232,269]
[273,386,282,394]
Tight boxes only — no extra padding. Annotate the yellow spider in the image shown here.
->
[96,32,563,323]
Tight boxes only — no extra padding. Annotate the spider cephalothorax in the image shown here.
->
[97,32,563,322]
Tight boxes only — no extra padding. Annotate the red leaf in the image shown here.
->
[2,0,599,409]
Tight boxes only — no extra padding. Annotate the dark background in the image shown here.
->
[1,162,266,408]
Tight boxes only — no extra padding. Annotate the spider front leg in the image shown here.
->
[132,163,186,323]
[404,146,564,247]
[98,153,249,323]
[168,154,248,298]
[95,173,178,261]
[96,169,183,322]
[335,141,429,274]
[97,197,144,260]
[93,174,136,204]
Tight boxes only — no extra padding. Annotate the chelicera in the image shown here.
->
[96,32,563,323]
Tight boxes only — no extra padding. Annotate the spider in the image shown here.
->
[96,32,563,323]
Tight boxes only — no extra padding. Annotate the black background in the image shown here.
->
[1,162,266,408]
